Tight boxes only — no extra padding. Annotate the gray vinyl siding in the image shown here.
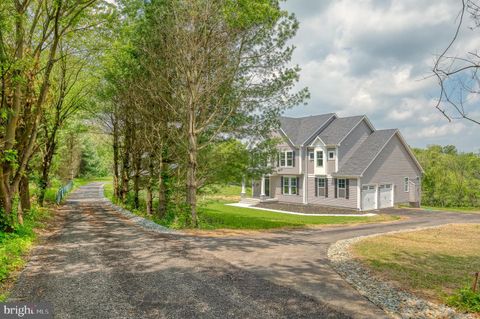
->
[362,134,421,204]
[326,158,335,174]
[275,141,300,175]
[339,120,373,167]
[272,175,304,204]
[307,177,358,209]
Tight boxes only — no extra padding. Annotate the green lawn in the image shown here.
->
[421,206,480,214]
[102,182,399,230]
[197,201,398,230]
[352,224,480,313]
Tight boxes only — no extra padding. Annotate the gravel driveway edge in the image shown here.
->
[327,226,474,319]
[99,183,179,235]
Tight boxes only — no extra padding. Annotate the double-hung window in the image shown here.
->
[317,177,326,196]
[337,178,346,198]
[282,176,298,195]
[316,151,323,167]
[404,177,409,192]
[279,151,294,167]
[286,151,293,167]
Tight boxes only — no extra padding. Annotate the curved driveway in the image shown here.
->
[10,183,480,318]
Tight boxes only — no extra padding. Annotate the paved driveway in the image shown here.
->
[184,208,480,318]
[9,183,480,318]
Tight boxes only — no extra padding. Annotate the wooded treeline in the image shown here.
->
[0,0,306,230]
[101,0,307,226]
[414,145,480,207]
[0,0,113,231]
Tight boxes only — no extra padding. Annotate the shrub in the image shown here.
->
[447,286,480,313]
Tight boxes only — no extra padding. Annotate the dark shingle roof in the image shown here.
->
[318,116,365,145]
[279,113,335,146]
[334,129,397,176]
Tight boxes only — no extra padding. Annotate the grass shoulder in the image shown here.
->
[421,206,480,214]
[0,206,53,301]
[352,224,480,314]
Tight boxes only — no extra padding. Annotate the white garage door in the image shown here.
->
[361,185,377,210]
[378,184,393,208]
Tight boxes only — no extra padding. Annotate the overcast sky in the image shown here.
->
[281,0,480,152]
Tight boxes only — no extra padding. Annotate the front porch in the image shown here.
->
[240,176,278,203]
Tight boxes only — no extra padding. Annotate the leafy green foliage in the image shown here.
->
[447,287,480,313]
[414,145,480,207]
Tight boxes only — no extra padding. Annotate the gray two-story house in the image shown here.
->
[245,113,423,211]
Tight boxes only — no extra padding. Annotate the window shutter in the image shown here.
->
[281,176,284,194]
[334,178,337,198]
[277,152,280,167]
[346,179,350,199]
[325,178,329,197]
[292,151,296,167]
[315,178,318,197]
[296,177,299,195]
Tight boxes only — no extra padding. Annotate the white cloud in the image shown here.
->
[282,0,480,151]
[416,122,466,138]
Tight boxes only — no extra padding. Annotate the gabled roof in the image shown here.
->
[333,129,398,176]
[318,116,366,145]
[279,113,335,146]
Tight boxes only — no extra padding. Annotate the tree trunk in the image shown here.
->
[38,139,55,206]
[146,154,154,215]
[186,107,198,226]
[120,133,131,204]
[112,113,120,199]
[157,152,167,218]
[133,153,141,209]
[19,174,30,213]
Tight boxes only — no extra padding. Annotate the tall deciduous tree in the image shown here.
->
[134,0,308,225]
[0,0,108,229]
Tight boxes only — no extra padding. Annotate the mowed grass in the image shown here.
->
[352,224,480,310]
[101,182,399,230]
[421,206,480,214]
[198,201,398,230]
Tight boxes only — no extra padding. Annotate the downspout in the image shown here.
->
[301,145,307,204]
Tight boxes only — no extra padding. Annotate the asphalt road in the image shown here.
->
[9,183,480,318]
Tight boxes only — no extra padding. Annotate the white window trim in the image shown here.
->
[283,176,298,195]
[317,177,326,197]
[328,150,335,160]
[280,151,294,168]
[316,151,324,167]
[337,178,347,199]
[404,177,409,192]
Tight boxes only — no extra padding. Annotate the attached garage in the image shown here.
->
[361,185,376,211]
[378,184,393,208]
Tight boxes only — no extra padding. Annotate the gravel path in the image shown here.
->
[9,183,349,319]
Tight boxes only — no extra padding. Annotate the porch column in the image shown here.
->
[241,176,246,199]
[260,175,266,200]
